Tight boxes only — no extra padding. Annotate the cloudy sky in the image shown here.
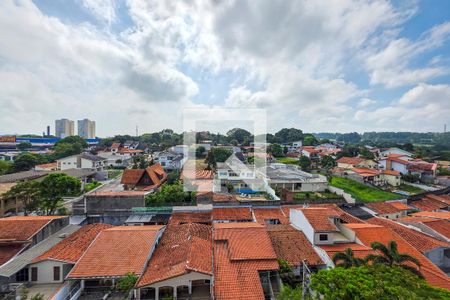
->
[1,0,450,137]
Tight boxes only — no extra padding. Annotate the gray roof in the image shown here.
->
[125,213,154,223]
[0,225,80,277]
[264,164,324,182]
[0,170,49,183]
[79,153,107,162]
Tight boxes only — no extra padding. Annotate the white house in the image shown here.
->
[156,151,187,171]
[56,153,107,171]
[380,148,413,158]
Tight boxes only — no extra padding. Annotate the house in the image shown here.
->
[170,145,188,155]
[155,150,186,171]
[380,147,413,158]
[266,224,325,275]
[363,202,410,219]
[121,163,167,191]
[212,207,254,223]
[300,146,319,159]
[409,195,449,212]
[56,153,107,171]
[213,222,281,300]
[25,224,112,284]
[368,217,450,274]
[262,163,328,192]
[378,155,410,174]
[136,224,213,300]
[382,169,402,186]
[252,207,289,225]
[336,157,378,169]
[349,167,385,186]
[398,217,450,242]
[408,160,438,183]
[66,226,165,298]
[34,162,57,171]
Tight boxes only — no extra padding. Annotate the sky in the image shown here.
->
[1,0,450,137]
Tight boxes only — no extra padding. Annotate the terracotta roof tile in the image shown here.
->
[367,217,449,253]
[424,194,450,206]
[212,207,253,221]
[181,169,214,180]
[67,226,164,279]
[382,169,401,176]
[120,163,167,191]
[0,244,25,266]
[168,211,212,225]
[297,207,340,231]
[389,202,411,211]
[411,197,447,211]
[424,220,450,239]
[336,157,364,165]
[266,224,323,266]
[319,243,375,260]
[365,202,402,214]
[33,224,113,264]
[0,216,64,241]
[137,224,212,287]
[347,223,450,290]
[411,211,450,219]
[253,208,289,225]
[213,223,278,300]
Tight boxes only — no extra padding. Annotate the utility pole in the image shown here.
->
[136,125,139,137]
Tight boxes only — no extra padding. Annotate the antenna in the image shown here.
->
[445,124,447,133]
[136,125,139,137]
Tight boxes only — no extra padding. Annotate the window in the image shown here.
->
[31,267,38,281]
[53,266,61,281]
[319,234,328,241]
[16,268,29,282]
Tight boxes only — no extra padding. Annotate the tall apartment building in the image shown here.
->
[55,119,75,138]
[77,119,96,139]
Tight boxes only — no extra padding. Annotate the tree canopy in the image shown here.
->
[39,173,81,215]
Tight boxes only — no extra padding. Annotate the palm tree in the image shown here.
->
[332,248,366,268]
[365,241,422,277]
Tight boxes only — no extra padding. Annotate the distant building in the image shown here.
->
[77,119,96,139]
[55,119,74,138]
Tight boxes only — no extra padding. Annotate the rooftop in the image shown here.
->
[168,211,212,225]
[253,208,289,225]
[336,157,364,165]
[410,197,447,211]
[120,163,167,190]
[136,223,212,287]
[365,202,406,215]
[67,226,164,279]
[266,224,324,267]
[411,211,450,219]
[297,207,340,232]
[0,216,65,242]
[212,207,253,222]
[33,224,113,264]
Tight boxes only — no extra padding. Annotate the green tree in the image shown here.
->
[359,147,375,159]
[226,128,252,144]
[12,153,43,172]
[205,150,216,170]
[303,134,317,146]
[310,264,450,300]
[53,142,83,159]
[166,171,180,184]
[320,155,336,169]
[55,136,88,148]
[277,284,303,300]
[274,128,303,143]
[211,148,233,163]
[39,174,81,215]
[268,144,284,157]
[299,156,311,170]
[196,146,206,158]
[0,160,12,175]
[17,141,32,151]
[2,181,41,215]
[145,183,194,206]
[365,241,422,277]
[332,248,366,268]
[115,272,138,292]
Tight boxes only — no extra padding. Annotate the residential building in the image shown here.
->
[136,224,213,300]
[55,119,74,138]
[155,150,186,171]
[380,147,413,158]
[253,207,289,225]
[262,163,328,192]
[121,163,167,191]
[66,226,165,298]
[378,155,410,174]
[336,157,378,169]
[213,222,281,300]
[212,207,254,223]
[56,153,107,171]
[77,119,96,139]
[363,201,410,219]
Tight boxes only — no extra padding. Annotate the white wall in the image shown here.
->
[328,186,356,203]
[290,209,315,244]
[58,156,77,170]
[28,260,71,284]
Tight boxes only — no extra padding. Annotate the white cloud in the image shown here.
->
[80,0,117,25]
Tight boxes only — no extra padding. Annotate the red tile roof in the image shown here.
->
[0,216,64,242]
[389,202,411,211]
[346,223,450,290]
[351,167,380,177]
[297,207,340,231]
[365,202,403,215]
[411,211,450,219]
[34,162,57,169]
[181,169,214,180]
[212,207,253,221]
[266,224,323,266]
[319,243,375,260]
[282,204,364,224]
[367,217,449,254]
[424,220,450,240]
[382,169,401,176]
[137,224,212,287]
[411,197,447,211]
[168,211,212,225]
[33,224,113,264]
[213,222,278,300]
[0,244,25,266]
[253,208,289,225]
[424,194,450,206]
[120,163,167,191]
[336,157,364,165]
[196,192,237,203]
[67,226,164,279]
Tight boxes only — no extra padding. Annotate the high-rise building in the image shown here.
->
[55,119,75,138]
[77,119,96,139]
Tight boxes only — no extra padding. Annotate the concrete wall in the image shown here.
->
[328,186,356,204]
[85,195,145,214]
[290,209,314,244]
